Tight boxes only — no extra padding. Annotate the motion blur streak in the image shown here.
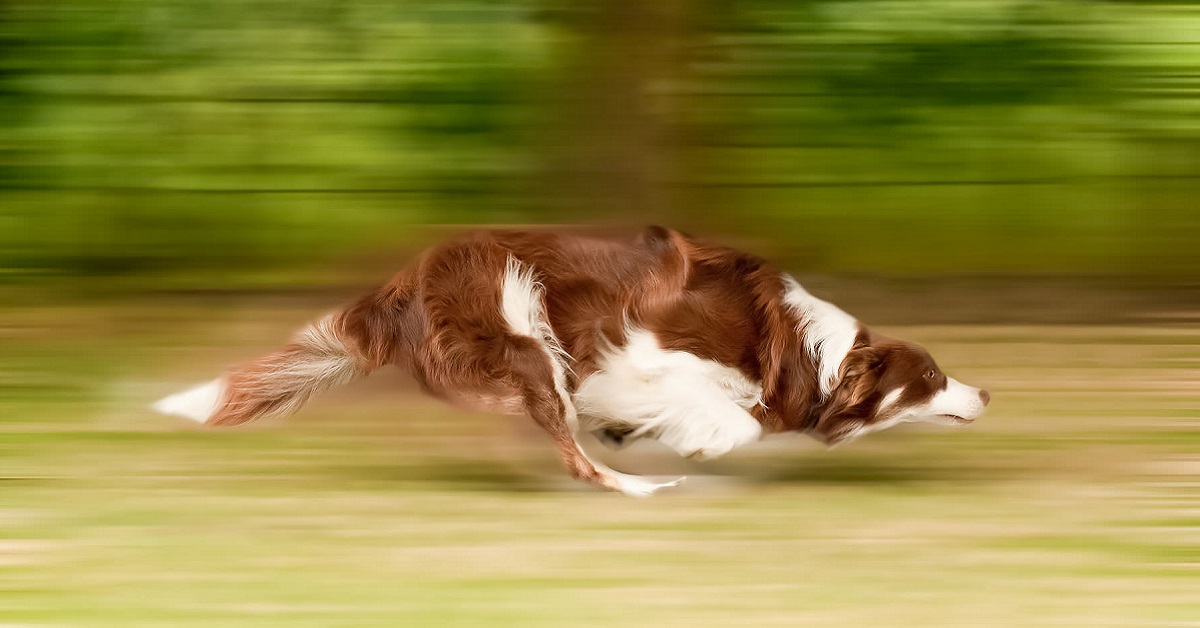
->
[1,1,1197,625]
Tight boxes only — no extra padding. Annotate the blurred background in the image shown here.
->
[2,1,1197,625]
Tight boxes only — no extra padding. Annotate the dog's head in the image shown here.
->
[811,333,989,445]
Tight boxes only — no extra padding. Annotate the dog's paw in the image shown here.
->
[606,473,686,498]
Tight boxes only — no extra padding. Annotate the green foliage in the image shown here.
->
[1,0,1197,285]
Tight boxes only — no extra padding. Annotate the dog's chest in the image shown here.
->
[572,329,765,456]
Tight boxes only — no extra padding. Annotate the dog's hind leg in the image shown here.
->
[499,334,680,497]
[498,336,603,487]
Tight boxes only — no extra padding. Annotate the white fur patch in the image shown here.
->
[877,387,904,412]
[922,377,988,422]
[597,470,685,498]
[574,329,764,460]
[781,274,860,399]
[153,378,224,423]
[501,256,571,385]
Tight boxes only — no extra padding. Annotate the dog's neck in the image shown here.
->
[748,272,831,434]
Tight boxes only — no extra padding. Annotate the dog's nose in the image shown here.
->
[979,389,991,406]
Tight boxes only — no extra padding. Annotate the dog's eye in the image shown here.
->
[924,369,937,379]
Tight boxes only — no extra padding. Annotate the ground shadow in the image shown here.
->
[742,456,1027,486]
[316,457,555,493]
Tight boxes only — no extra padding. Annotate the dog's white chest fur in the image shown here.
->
[573,329,764,459]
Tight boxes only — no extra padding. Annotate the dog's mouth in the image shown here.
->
[938,414,974,424]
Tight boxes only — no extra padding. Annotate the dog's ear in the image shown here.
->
[635,225,690,313]
[814,345,885,445]
[838,344,886,406]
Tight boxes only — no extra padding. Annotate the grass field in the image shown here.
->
[2,297,1198,626]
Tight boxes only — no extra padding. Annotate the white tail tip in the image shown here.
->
[153,379,224,424]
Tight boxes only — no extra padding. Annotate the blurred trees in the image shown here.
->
[1,0,1197,287]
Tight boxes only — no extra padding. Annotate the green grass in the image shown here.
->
[2,302,1198,626]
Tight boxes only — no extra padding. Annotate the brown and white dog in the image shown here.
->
[154,227,989,496]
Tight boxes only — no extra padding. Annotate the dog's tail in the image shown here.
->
[153,281,419,426]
